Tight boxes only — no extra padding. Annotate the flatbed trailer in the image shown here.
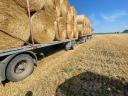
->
[0,0,93,83]
[0,35,92,82]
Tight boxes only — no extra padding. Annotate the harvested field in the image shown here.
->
[0,34,128,96]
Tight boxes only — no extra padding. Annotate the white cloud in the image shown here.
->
[101,10,128,22]
[124,25,128,29]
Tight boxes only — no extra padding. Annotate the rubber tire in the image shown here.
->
[65,42,72,51]
[71,41,76,50]
[6,54,34,82]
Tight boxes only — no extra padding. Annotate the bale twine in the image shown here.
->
[13,0,44,12]
[0,0,30,51]
[31,9,56,43]
[55,17,67,41]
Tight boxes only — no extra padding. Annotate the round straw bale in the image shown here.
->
[83,27,88,36]
[55,17,67,41]
[77,24,84,37]
[84,15,91,27]
[0,32,25,51]
[56,5,61,17]
[67,6,77,39]
[88,27,93,35]
[73,24,78,39]
[60,0,69,17]
[76,15,86,24]
[74,30,78,39]
[13,0,44,12]
[86,27,90,35]
[83,25,87,35]
[31,9,56,43]
[0,0,30,51]
[76,16,85,37]
[67,6,76,23]
[67,23,74,39]
[88,28,90,35]
[70,6,76,17]
[43,0,59,9]
[76,15,91,27]
[67,10,72,23]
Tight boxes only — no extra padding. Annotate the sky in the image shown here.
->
[69,0,128,33]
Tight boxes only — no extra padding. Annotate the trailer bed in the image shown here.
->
[0,39,76,58]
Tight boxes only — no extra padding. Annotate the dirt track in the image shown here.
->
[0,34,128,96]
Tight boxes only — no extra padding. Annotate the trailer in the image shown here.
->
[0,35,93,82]
[0,0,93,82]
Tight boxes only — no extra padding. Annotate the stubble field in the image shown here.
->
[0,34,128,96]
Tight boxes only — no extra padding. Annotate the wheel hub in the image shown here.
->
[15,60,27,74]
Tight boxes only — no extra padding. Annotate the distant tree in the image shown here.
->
[123,30,128,33]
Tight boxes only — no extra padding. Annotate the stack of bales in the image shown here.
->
[67,6,75,39]
[72,7,79,39]
[55,0,69,41]
[84,16,92,35]
[0,0,58,51]
[15,0,57,43]
[76,15,85,37]
[0,0,29,51]
[76,15,92,37]
[0,0,93,51]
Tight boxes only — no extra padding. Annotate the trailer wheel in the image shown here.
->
[65,41,76,50]
[79,38,85,44]
[6,54,34,82]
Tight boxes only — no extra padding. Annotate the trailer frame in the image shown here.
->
[0,35,93,82]
[0,0,93,83]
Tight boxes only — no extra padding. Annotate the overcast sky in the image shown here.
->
[69,0,128,33]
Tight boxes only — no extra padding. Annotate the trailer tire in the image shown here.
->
[6,54,34,82]
[65,41,72,51]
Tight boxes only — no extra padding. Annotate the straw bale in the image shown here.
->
[31,9,56,43]
[77,24,84,37]
[60,0,69,17]
[55,17,67,41]
[73,23,78,39]
[0,0,29,51]
[13,0,44,11]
